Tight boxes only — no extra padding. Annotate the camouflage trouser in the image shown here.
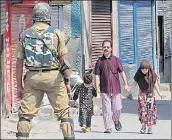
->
[16,70,75,140]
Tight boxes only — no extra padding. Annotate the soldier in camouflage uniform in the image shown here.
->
[15,2,74,140]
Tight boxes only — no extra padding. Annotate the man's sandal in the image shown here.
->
[140,127,146,134]
[114,121,122,131]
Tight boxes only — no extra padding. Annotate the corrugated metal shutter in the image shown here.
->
[0,0,6,35]
[10,6,33,112]
[137,0,153,66]
[157,0,164,16]
[164,0,171,57]
[51,5,63,31]
[119,1,134,64]
[9,0,22,4]
[51,6,60,29]
[91,0,112,67]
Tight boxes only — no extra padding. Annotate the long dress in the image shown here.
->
[138,90,157,127]
[73,84,97,127]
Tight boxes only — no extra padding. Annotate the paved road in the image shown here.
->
[2,99,171,139]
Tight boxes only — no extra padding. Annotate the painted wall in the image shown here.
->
[63,1,82,74]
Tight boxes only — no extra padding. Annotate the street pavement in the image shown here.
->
[1,99,171,139]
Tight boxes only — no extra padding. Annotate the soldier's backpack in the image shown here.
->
[22,27,58,68]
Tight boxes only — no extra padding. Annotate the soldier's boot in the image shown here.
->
[81,126,86,132]
[60,118,75,140]
[16,117,32,140]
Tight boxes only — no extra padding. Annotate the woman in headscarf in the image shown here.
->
[129,60,165,134]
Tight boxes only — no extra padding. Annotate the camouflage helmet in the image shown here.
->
[32,2,52,22]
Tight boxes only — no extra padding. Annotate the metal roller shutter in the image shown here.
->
[157,0,164,16]
[51,5,63,31]
[137,0,153,66]
[91,0,112,67]
[1,0,6,35]
[119,0,134,64]
[51,6,60,29]
[164,0,171,57]
[118,0,155,68]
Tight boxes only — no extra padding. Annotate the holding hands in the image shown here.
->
[124,82,166,100]
[124,85,131,93]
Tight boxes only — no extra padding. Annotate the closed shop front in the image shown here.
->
[91,0,112,67]
[118,0,155,69]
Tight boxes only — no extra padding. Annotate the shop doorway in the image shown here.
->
[157,16,164,73]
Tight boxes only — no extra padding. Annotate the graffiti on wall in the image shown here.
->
[5,10,12,112]
[10,6,32,113]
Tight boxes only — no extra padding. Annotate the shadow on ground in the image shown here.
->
[94,98,171,120]
[122,99,171,120]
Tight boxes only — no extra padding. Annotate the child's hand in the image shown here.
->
[66,84,71,94]
[125,86,131,93]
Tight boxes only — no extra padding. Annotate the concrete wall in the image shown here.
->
[81,1,91,69]
[112,1,119,57]
[63,4,71,40]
